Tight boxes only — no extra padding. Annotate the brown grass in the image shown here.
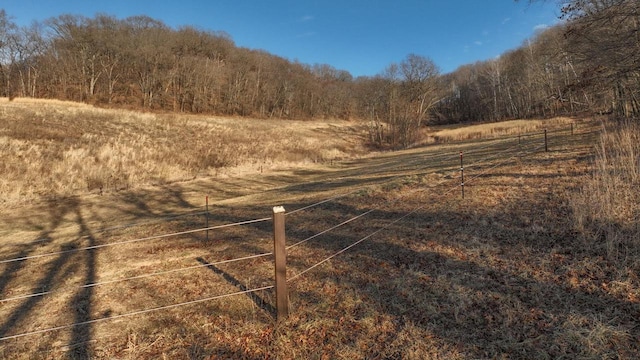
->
[570,120,640,262]
[0,97,367,205]
[424,117,575,144]
[1,102,638,359]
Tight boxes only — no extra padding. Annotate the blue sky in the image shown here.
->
[2,0,561,77]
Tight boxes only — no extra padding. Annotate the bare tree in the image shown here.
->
[0,10,18,98]
[379,54,441,148]
[525,0,640,117]
[400,54,441,126]
[562,0,640,117]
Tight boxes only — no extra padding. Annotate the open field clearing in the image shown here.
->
[0,98,367,206]
[0,98,579,243]
[1,100,639,359]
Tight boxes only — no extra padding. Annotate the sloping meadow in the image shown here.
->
[2,98,639,358]
[0,98,367,204]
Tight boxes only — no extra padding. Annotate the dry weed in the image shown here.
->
[571,120,640,262]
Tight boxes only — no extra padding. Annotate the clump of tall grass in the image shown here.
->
[571,120,640,261]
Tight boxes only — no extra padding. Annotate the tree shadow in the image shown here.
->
[0,242,77,339]
[283,189,640,358]
[0,197,97,358]
[67,209,97,360]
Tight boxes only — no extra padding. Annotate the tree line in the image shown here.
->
[1,0,637,148]
[436,0,640,123]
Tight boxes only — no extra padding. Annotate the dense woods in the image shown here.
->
[1,0,638,147]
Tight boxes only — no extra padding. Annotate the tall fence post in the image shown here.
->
[205,196,209,241]
[460,152,465,199]
[544,129,548,152]
[571,123,574,136]
[272,206,288,320]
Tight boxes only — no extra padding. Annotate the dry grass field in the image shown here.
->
[425,118,575,143]
[0,98,366,206]
[1,98,639,359]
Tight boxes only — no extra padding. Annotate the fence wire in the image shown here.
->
[284,135,529,252]
[288,141,547,282]
[281,132,528,215]
[17,210,210,248]
[0,125,576,346]
[0,251,273,304]
[0,285,274,342]
[0,217,270,265]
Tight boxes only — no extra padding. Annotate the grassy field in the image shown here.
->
[425,117,575,143]
[0,98,366,205]
[1,99,639,359]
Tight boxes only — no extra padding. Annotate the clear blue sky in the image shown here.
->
[2,0,561,77]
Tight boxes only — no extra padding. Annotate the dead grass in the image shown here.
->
[424,117,575,144]
[570,119,640,262]
[0,97,367,205]
[2,104,638,359]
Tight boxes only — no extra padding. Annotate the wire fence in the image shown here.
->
[0,252,274,304]
[0,217,270,265]
[288,141,547,282]
[0,285,275,342]
[19,209,211,247]
[0,124,591,346]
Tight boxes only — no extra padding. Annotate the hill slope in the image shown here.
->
[1,101,639,358]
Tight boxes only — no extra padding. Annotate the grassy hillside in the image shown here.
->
[0,98,366,205]
[1,100,638,359]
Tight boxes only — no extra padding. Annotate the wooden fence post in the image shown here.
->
[544,129,548,152]
[272,206,288,320]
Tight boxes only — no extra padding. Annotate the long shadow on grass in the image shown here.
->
[67,208,98,360]
[196,257,276,318]
[0,198,99,359]
[237,136,557,208]
[288,193,640,358]
[0,125,598,358]
[0,243,77,339]
[0,198,73,297]
[128,128,601,357]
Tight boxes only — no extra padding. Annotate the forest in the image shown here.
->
[1,0,638,148]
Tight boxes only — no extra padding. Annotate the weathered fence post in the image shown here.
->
[544,129,548,152]
[571,123,574,136]
[460,152,465,199]
[272,206,288,320]
[205,196,209,241]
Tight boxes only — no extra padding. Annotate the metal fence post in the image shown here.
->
[205,196,209,241]
[460,152,465,199]
[272,206,288,320]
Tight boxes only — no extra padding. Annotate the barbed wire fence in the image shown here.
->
[0,124,592,351]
